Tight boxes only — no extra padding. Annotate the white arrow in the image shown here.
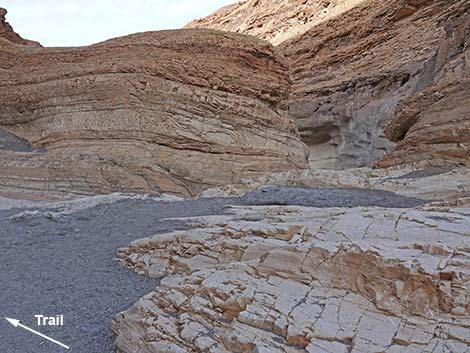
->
[5,317,70,350]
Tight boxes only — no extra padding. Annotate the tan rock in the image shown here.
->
[191,0,470,170]
[376,8,470,167]
[282,0,470,169]
[201,166,470,202]
[113,204,470,352]
[0,14,308,200]
[186,0,368,46]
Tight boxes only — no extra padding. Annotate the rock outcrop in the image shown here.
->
[186,0,367,45]
[113,204,470,352]
[190,0,470,170]
[201,166,470,202]
[0,11,308,200]
[377,10,470,168]
[284,0,470,169]
[0,8,39,46]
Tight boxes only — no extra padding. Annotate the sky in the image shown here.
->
[1,0,235,47]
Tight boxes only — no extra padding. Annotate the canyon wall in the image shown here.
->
[186,0,367,45]
[284,0,470,169]
[0,10,308,200]
[2,1,469,200]
[378,8,470,168]
[191,0,470,170]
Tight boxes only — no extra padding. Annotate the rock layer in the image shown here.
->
[186,0,368,45]
[377,10,470,168]
[201,166,470,202]
[283,0,470,169]
[114,204,470,352]
[0,15,308,200]
[191,0,470,170]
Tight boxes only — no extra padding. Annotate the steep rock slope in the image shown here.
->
[377,10,470,168]
[0,8,39,46]
[186,0,368,45]
[190,0,470,170]
[0,10,308,200]
[284,0,470,169]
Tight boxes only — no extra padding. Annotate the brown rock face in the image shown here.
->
[0,8,39,46]
[283,0,470,169]
[0,24,308,200]
[191,0,470,170]
[186,0,367,45]
[377,11,470,168]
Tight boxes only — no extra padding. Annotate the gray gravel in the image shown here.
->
[0,187,428,353]
[0,129,46,153]
[241,186,426,208]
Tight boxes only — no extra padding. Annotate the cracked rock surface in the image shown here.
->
[113,204,470,353]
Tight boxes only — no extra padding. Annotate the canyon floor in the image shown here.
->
[0,187,427,352]
[1,1,469,352]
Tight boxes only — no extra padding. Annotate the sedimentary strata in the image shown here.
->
[377,11,470,168]
[283,0,470,169]
[191,0,470,170]
[114,204,470,352]
[186,0,367,45]
[0,9,307,200]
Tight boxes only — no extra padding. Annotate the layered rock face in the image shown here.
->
[114,204,470,352]
[191,0,470,170]
[0,12,308,200]
[283,0,470,169]
[186,0,367,45]
[377,10,470,168]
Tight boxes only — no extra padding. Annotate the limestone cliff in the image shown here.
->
[0,12,308,200]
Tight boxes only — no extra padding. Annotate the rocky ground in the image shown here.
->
[1,1,469,352]
[114,202,470,353]
[0,187,429,352]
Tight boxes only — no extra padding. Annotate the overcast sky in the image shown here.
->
[1,0,235,47]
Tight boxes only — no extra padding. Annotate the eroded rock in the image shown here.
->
[0,8,40,46]
[283,0,470,169]
[190,0,470,170]
[186,0,368,45]
[201,166,470,202]
[0,20,308,200]
[113,204,470,352]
